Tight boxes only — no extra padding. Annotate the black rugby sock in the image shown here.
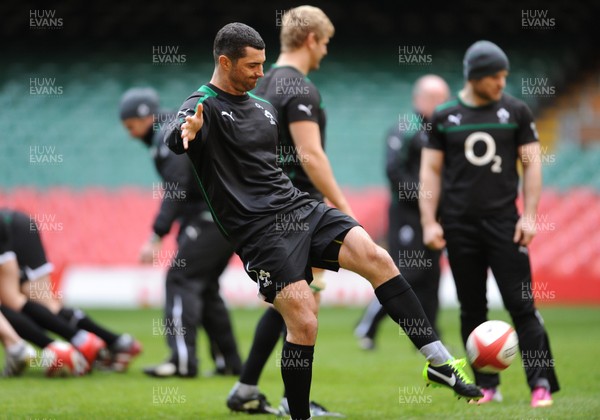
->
[239,306,285,385]
[374,274,439,349]
[1,305,53,348]
[22,300,78,341]
[280,340,313,420]
[59,307,119,346]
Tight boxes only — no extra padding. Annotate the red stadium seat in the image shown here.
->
[1,187,599,304]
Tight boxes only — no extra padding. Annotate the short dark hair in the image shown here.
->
[213,22,265,64]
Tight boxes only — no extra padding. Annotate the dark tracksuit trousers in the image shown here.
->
[165,211,241,376]
[443,212,559,392]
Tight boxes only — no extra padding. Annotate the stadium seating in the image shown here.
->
[0,48,563,189]
[1,45,598,304]
[1,186,598,303]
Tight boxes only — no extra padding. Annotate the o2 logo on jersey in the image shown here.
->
[464,131,502,173]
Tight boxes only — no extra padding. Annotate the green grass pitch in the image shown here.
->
[1,306,599,419]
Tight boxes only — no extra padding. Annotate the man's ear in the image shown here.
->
[218,55,232,70]
[306,32,318,49]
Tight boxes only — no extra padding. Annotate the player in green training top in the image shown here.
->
[420,40,559,407]
[165,22,482,419]
[227,6,353,417]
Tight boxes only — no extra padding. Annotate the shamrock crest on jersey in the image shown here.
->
[497,108,510,123]
[258,270,272,287]
[263,110,276,125]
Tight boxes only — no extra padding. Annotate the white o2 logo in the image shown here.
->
[464,131,502,173]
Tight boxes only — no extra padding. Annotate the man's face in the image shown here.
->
[227,47,265,93]
[122,116,154,139]
[309,35,329,71]
[471,70,507,102]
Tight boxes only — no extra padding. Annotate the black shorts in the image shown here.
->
[1,210,53,284]
[238,201,359,303]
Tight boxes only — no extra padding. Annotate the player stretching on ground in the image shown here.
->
[227,6,351,416]
[120,88,242,377]
[0,307,35,377]
[0,288,38,377]
[420,40,559,407]
[165,22,482,419]
[355,75,449,350]
[2,208,142,371]
[0,214,86,376]
[0,209,114,370]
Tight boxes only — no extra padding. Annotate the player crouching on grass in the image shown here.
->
[164,22,482,419]
[0,209,142,372]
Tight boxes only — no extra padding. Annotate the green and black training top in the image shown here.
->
[424,93,538,218]
[164,83,311,248]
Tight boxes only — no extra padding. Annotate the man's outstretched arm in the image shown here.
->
[164,94,204,154]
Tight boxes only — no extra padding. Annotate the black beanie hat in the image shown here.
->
[119,87,159,120]
[463,40,509,80]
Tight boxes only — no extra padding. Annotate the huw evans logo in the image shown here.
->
[398,45,432,65]
[521,10,556,29]
[30,78,63,96]
[152,46,186,65]
[30,10,63,29]
[521,78,556,97]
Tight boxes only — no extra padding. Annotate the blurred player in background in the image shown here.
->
[0,208,139,371]
[120,88,242,377]
[166,22,482,419]
[0,210,106,370]
[0,218,33,376]
[227,6,351,416]
[1,304,88,376]
[0,213,86,377]
[0,307,35,377]
[355,75,449,350]
[420,40,559,407]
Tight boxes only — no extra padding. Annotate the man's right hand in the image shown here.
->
[139,239,161,264]
[423,221,446,250]
[181,104,203,150]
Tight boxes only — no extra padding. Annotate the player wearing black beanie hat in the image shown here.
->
[119,87,159,120]
[463,40,509,81]
[421,40,560,407]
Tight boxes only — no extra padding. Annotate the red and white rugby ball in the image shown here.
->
[466,320,519,373]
